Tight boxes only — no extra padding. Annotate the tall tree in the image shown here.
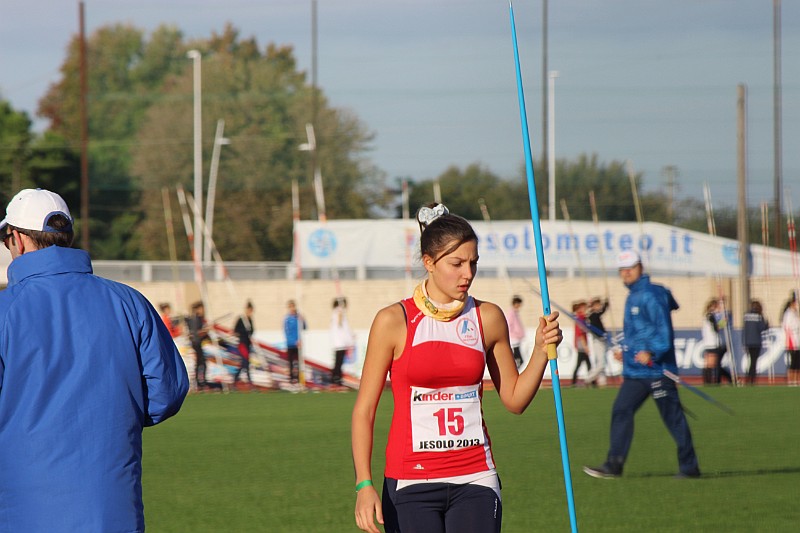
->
[129,25,380,261]
[35,23,381,260]
[37,24,188,258]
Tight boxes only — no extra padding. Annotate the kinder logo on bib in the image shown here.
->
[456,317,479,346]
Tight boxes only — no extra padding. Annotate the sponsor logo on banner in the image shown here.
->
[308,228,336,258]
[721,243,739,265]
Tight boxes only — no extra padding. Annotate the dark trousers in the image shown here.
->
[332,348,347,385]
[746,346,761,384]
[512,346,523,369]
[382,478,502,533]
[234,343,251,383]
[572,352,591,384]
[713,351,732,384]
[287,346,299,383]
[606,377,699,475]
[192,341,206,386]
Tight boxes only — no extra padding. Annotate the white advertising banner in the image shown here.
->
[295,219,796,277]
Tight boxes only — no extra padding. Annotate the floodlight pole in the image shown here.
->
[187,49,203,264]
[773,0,783,248]
[737,85,751,319]
[548,70,558,221]
[204,119,230,263]
[78,1,90,252]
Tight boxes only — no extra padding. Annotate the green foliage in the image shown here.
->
[142,387,800,532]
[554,154,638,221]
[403,153,768,247]
[407,154,647,223]
[0,100,33,200]
[0,103,80,208]
[128,28,378,261]
[407,163,530,221]
[35,23,185,256]
[32,23,380,260]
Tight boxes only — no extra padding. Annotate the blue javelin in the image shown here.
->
[508,2,578,531]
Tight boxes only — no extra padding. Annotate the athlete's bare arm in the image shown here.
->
[352,303,405,533]
[482,301,561,414]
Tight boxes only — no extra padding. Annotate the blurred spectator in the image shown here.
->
[782,291,800,386]
[571,300,591,386]
[505,295,525,368]
[159,302,182,338]
[330,297,355,387]
[701,298,722,384]
[585,296,609,386]
[284,300,306,385]
[187,301,210,390]
[233,300,255,387]
[742,300,769,386]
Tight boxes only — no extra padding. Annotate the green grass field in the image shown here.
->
[143,386,800,532]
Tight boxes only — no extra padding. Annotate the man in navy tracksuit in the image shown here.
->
[583,250,700,479]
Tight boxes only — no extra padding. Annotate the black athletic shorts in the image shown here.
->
[382,477,502,533]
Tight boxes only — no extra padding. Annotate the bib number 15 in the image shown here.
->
[433,408,464,436]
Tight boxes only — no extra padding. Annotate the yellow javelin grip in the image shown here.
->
[541,315,559,360]
[546,344,558,360]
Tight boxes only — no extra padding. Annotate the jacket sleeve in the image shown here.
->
[638,292,674,364]
[140,300,190,426]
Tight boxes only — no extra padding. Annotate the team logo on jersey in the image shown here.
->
[455,317,479,346]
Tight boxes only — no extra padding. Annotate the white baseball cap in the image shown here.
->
[616,250,642,269]
[0,189,73,234]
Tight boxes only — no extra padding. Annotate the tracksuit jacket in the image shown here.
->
[621,274,680,379]
[0,246,189,532]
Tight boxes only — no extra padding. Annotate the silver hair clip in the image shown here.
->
[417,204,449,228]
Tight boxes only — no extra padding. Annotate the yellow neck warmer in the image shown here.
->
[413,281,466,321]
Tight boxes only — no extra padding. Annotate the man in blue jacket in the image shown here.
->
[0,189,189,532]
[583,250,700,479]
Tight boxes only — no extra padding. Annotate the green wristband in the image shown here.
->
[355,479,373,492]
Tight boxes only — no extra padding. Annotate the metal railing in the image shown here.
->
[92,260,700,283]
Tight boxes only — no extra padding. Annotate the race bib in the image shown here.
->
[410,385,485,452]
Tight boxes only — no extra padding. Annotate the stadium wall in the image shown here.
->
[128,275,796,379]
[127,275,797,334]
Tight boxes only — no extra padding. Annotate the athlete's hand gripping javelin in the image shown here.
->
[536,312,563,360]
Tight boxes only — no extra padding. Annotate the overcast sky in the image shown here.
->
[1,0,798,214]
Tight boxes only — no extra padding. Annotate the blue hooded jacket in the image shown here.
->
[621,273,680,379]
[284,313,305,348]
[0,246,189,532]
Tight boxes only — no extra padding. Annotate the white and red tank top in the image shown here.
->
[384,296,495,480]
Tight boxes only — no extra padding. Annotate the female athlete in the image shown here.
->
[352,203,562,532]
